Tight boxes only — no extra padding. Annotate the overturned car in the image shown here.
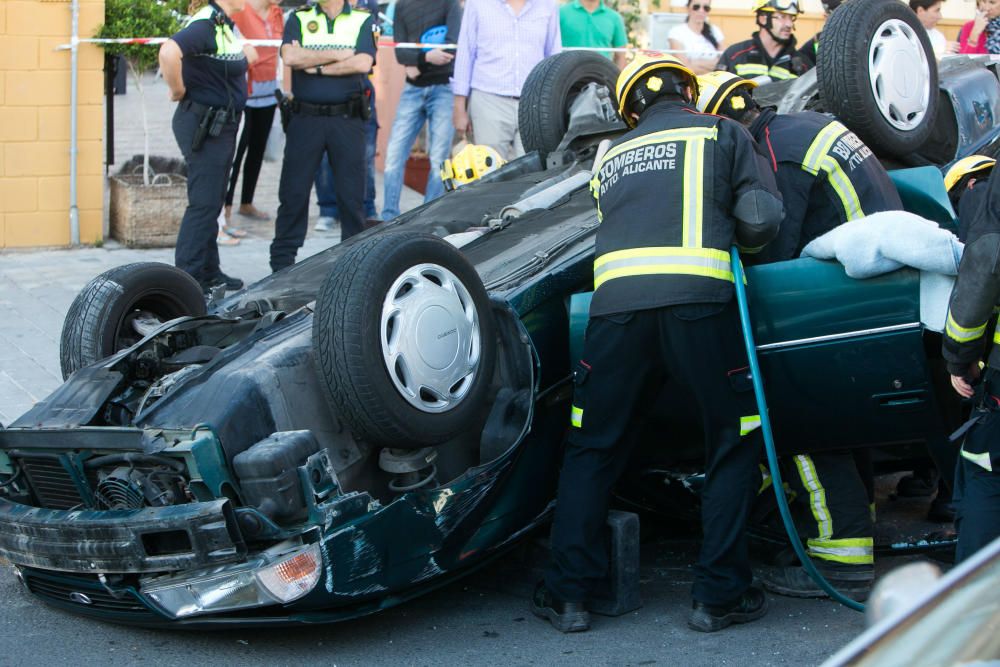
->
[1,0,998,628]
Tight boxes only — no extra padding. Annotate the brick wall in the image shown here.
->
[0,0,105,248]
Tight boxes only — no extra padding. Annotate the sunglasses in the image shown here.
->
[691,3,711,10]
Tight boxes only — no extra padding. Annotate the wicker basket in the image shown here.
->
[109,173,188,248]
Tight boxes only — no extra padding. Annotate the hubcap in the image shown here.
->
[380,263,481,413]
[868,18,931,132]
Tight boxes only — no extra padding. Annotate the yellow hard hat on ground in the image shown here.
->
[944,155,996,192]
[615,54,699,128]
[440,144,506,191]
[696,71,758,115]
[752,0,801,14]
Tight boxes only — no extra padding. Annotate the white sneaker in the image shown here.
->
[314,216,337,232]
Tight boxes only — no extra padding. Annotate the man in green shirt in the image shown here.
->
[559,0,628,68]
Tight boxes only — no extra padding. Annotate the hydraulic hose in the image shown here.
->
[730,246,865,613]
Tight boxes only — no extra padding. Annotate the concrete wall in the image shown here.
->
[0,0,105,249]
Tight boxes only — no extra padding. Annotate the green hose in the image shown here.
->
[730,247,865,613]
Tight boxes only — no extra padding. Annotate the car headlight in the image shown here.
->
[143,543,322,619]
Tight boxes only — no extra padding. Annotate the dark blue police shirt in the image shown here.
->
[171,4,248,110]
[284,3,377,105]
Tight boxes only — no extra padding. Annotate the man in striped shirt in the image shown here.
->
[451,0,561,160]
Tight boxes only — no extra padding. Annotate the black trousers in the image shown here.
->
[226,104,276,207]
[172,104,238,283]
[270,111,366,272]
[954,371,1000,562]
[545,300,762,606]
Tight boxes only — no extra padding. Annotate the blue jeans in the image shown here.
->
[381,82,454,221]
[316,111,378,220]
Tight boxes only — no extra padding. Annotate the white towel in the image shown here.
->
[801,211,964,279]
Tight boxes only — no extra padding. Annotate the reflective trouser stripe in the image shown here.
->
[801,121,865,221]
[593,247,734,289]
[961,445,993,471]
[740,414,761,436]
[758,463,772,494]
[806,537,874,565]
[570,405,583,428]
[793,454,833,540]
[946,311,987,344]
[993,329,1000,346]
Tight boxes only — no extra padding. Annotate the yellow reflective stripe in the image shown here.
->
[740,415,761,436]
[758,464,772,494]
[682,137,706,247]
[802,121,847,175]
[807,537,874,565]
[593,247,734,289]
[961,445,993,471]
[598,127,719,167]
[820,155,864,220]
[768,66,795,80]
[299,6,371,49]
[946,312,987,343]
[735,63,769,77]
[794,454,833,540]
[570,405,583,428]
[590,176,603,223]
[187,6,244,56]
[993,329,1000,346]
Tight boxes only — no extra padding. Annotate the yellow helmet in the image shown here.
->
[696,71,758,115]
[615,54,698,128]
[752,0,801,14]
[944,155,996,192]
[440,144,506,191]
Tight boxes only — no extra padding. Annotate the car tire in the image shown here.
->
[59,262,207,379]
[312,231,497,449]
[519,51,621,158]
[818,0,937,159]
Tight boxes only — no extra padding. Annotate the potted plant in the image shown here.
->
[97,0,188,247]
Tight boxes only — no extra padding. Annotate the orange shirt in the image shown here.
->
[232,4,284,85]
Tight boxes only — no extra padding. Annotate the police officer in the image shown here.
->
[697,71,906,600]
[159,0,249,293]
[270,0,377,272]
[942,167,1000,562]
[717,0,810,82]
[533,55,784,634]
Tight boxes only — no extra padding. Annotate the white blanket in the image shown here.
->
[801,211,964,279]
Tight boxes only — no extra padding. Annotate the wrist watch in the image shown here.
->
[314,66,323,76]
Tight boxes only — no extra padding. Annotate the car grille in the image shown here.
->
[22,571,159,620]
[18,456,87,509]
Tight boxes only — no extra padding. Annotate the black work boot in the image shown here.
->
[760,560,874,601]
[688,586,769,633]
[200,272,244,294]
[531,582,590,633]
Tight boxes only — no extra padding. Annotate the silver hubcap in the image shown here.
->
[380,263,481,413]
[868,18,931,132]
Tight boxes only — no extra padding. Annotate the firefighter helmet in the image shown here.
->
[440,144,507,191]
[615,54,699,128]
[944,155,996,193]
[751,0,801,14]
[695,71,758,117]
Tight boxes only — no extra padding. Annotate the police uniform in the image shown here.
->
[942,168,1000,561]
[747,108,903,263]
[542,60,783,624]
[270,2,377,272]
[717,32,809,81]
[170,2,248,288]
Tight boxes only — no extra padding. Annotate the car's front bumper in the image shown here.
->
[0,497,245,573]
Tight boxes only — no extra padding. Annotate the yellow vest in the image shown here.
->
[187,5,245,58]
[295,4,371,50]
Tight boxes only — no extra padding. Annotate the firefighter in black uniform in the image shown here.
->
[270,0,377,272]
[697,71,906,600]
[717,0,810,82]
[532,55,784,634]
[795,0,842,70]
[945,155,996,243]
[942,166,1000,562]
[159,0,249,293]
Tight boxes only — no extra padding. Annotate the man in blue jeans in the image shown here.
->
[381,0,462,221]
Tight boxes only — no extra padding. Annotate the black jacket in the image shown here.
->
[717,32,810,81]
[746,108,903,264]
[393,0,463,87]
[588,99,783,317]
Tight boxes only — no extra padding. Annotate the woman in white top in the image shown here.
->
[668,0,724,74]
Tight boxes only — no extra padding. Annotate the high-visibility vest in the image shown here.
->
[187,5,245,59]
[293,4,372,50]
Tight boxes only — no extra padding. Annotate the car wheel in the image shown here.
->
[818,0,937,159]
[519,51,621,158]
[59,262,207,379]
[312,231,496,449]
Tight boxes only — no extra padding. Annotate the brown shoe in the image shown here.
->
[237,204,271,221]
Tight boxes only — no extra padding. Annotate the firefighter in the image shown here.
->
[942,165,1000,562]
[795,0,842,69]
[944,155,996,243]
[533,55,784,634]
[716,0,811,82]
[696,71,908,600]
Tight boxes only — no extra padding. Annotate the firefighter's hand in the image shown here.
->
[425,48,454,66]
[951,364,980,398]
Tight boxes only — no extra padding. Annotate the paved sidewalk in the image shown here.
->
[0,72,423,424]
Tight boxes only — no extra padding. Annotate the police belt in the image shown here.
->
[291,97,364,118]
[179,99,238,123]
